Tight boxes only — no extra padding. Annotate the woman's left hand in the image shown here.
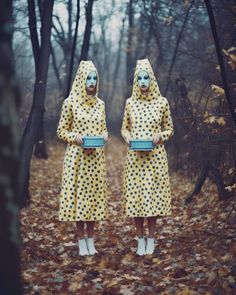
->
[153,134,163,146]
[103,133,108,143]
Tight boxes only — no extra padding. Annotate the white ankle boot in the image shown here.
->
[78,239,89,256]
[86,238,98,255]
[136,238,146,256]
[146,237,155,254]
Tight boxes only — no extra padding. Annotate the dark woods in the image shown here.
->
[1,0,235,294]
[13,0,236,206]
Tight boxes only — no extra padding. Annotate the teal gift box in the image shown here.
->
[82,136,105,148]
[129,139,153,151]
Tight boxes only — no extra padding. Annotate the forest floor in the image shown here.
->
[21,137,236,295]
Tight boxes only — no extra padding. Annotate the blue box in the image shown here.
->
[129,139,153,151]
[82,136,105,148]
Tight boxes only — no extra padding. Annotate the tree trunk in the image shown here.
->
[28,0,40,73]
[164,0,195,96]
[142,0,162,62]
[28,0,46,159]
[50,44,63,92]
[109,17,125,107]
[34,123,48,159]
[125,0,135,101]
[19,0,54,207]
[0,1,22,294]
[68,0,72,46]
[30,0,48,159]
[66,0,80,97]
[33,0,49,159]
[80,0,94,61]
[204,0,236,126]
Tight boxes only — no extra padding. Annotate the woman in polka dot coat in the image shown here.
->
[121,59,174,255]
[57,60,108,256]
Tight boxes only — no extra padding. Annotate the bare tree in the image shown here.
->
[204,0,236,125]
[0,1,22,293]
[109,17,126,106]
[125,0,135,100]
[80,0,94,61]
[19,0,54,207]
[164,0,195,96]
[66,0,80,97]
[52,0,78,97]
[142,0,162,61]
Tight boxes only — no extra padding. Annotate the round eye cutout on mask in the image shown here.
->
[86,71,97,89]
[137,70,150,90]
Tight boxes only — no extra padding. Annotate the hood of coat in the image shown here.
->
[131,58,162,101]
[69,60,99,107]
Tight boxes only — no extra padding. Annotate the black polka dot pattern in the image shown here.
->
[57,60,108,221]
[121,58,174,217]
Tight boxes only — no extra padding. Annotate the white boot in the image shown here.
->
[86,238,98,255]
[136,238,146,256]
[146,237,155,254]
[78,239,89,256]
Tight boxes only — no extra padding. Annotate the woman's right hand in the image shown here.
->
[75,134,83,145]
[125,135,131,145]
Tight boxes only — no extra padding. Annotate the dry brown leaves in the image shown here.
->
[21,137,236,294]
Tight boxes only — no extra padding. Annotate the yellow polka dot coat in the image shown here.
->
[121,59,174,217]
[57,61,108,221]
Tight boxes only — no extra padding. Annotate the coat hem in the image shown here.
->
[59,216,108,222]
[125,212,172,218]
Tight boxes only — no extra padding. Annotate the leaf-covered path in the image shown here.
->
[21,137,236,294]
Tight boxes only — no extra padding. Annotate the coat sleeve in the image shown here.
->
[57,99,77,144]
[101,103,108,135]
[121,101,131,142]
[159,100,174,142]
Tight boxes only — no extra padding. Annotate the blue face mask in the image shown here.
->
[86,71,97,89]
[138,70,150,90]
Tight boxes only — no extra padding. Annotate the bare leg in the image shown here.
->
[147,216,157,238]
[76,221,85,239]
[134,217,144,238]
[86,221,95,238]
[86,221,97,255]
[134,217,145,255]
[76,221,89,256]
[146,216,157,254]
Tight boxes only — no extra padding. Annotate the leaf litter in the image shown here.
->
[21,137,236,294]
